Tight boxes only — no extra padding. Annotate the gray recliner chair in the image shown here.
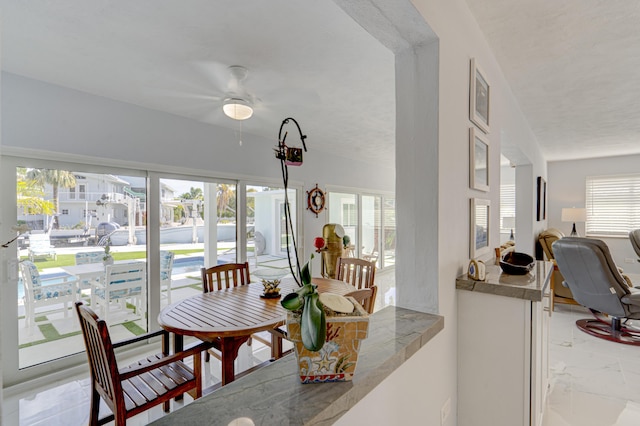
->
[629,229,640,261]
[553,237,640,345]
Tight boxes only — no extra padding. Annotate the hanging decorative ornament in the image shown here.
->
[306,184,325,217]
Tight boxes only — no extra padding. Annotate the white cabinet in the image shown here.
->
[457,284,550,426]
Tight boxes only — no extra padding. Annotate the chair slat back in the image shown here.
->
[29,233,53,250]
[335,257,376,290]
[75,251,104,265]
[104,262,146,291]
[201,262,251,292]
[19,261,41,300]
[160,251,174,280]
[75,302,122,410]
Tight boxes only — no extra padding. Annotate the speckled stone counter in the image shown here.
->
[151,306,444,426]
[456,260,553,301]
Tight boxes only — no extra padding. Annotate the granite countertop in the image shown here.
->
[151,306,444,426]
[456,260,553,301]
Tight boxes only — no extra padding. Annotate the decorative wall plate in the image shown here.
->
[307,184,325,217]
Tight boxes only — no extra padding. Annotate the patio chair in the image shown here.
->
[91,262,146,324]
[75,301,206,425]
[28,233,57,262]
[75,251,106,293]
[75,251,104,265]
[160,250,174,304]
[19,260,77,327]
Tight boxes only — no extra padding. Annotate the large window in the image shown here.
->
[327,190,395,269]
[15,166,148,369]
[586,173,640,236]
[3,157,303,386]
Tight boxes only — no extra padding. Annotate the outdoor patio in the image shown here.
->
[16,243,296,368]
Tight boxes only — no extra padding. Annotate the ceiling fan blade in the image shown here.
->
[192,61,234,92]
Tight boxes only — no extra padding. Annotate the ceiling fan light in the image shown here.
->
[223,98,253,120]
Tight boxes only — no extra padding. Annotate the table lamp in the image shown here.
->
[502,216,516,240]
[561,207,586,237]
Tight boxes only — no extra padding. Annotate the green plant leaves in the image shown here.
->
[301,292,326,351]
[301,253,314,285]
[281,283,316,311]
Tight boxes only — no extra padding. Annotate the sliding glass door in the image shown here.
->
[157,178,238,307]
[11,164,149,369]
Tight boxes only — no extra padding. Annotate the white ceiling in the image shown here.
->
[1,0,396,165]
[5,1,638,166]
[465,0,640,162]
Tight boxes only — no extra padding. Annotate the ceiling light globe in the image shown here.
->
[223,98,253,120]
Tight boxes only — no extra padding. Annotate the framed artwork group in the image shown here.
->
[468,58,492,258]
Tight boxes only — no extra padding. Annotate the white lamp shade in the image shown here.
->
[223,98,253,120]
[502,216,516,228]
[561,208,586,223]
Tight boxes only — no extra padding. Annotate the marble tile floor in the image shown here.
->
[543,304,640,426]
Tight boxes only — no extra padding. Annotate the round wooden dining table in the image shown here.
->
[157,276,356,386]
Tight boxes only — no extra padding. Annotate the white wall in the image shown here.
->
[0,71,395,385]
[548,154,640,274]
[0,1,550,422]
[1,71,394,272]
[337,0,548,425]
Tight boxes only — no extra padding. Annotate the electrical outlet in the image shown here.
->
[441,397,451,425]
[625,258,635,264]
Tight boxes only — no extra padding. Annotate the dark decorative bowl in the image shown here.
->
[499,252,535,275]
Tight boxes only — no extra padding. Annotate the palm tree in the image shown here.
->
[217,184,236,218]
[26,169,77,223]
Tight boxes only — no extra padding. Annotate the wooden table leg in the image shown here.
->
[220,336,251,386]
[268,328,285,360]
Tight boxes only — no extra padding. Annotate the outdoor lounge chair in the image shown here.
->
[28,233,57,262]
[19,260,77,327]
[91,262,146,324]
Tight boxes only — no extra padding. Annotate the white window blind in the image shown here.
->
[585,174,640,236]
[500,183,516,232]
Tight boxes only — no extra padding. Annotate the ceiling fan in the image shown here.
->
[221,65,254,121]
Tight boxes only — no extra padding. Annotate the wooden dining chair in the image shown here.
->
[201,262,251,292]
[346,286,378,314]
[335,257,377,313]
[200,262,285,362]
[75,301,206,425]
[201,262,250,362]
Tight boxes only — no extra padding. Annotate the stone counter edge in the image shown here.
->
[150,306,444,426]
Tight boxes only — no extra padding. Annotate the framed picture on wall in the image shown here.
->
[469,58,490,134]
[470,198,491,258]
[536,176,547,221]
[469,127,490,191]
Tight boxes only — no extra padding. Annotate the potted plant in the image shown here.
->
[102,238,114,265]
[281,254,369,383]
